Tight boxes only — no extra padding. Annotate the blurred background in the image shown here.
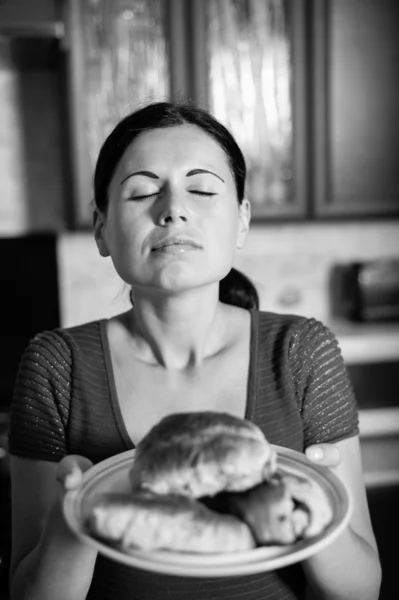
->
[0,0,398,598]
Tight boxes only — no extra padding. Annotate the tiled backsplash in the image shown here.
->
[234,222,399,324]
[58,221,399,328]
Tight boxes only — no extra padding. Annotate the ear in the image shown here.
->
[93,209,110,258]
[236,198,251,249]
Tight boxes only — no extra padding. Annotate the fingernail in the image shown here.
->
[64,473,75,488]
[308,447,324,461]
[64,467,80,488]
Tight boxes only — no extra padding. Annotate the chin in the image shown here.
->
[152,265,222,292]
[126,263,231,297]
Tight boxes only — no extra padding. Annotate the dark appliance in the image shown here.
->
[331,259,399,322]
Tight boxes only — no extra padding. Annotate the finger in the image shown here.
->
[305,444,341,467]
[56,455,93,491]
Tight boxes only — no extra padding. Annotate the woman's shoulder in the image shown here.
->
[35,315,113,347]
[21,316,114,371]
[255,310,341,361]
[257,310,335,339]
[256,309,307,340]
[22,320,96,357]
[62,317,105,344]
[257,309,304,327]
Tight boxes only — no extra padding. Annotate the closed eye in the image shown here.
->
[190,191,217,197]
[128,192,160,201]
[129,190,217,201]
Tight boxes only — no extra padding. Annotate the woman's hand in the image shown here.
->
[305,443,341,469]
[302,438,381,600]
[56,454,94,501]
[10,454,97,600]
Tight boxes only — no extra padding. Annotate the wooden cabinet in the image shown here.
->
[64,0,173,227]
[63,0,399,228]
[312,0,399,217]
[0,0,64,38]
[0,34,69,234]
[196,0,309,220]
[63,0,308,227]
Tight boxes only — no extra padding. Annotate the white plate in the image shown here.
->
[63,446,352,577]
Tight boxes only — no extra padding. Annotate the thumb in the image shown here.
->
[305,443,341,468]
[56,454,93,493]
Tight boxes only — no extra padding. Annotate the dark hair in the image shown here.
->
[93,100,259,310]
[220,268,259,310]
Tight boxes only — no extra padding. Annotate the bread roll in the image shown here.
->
[205,472,333,545]
[86,411,333,555]
[130,412,276,498]
[88,491,256,553]
[282,473,333,538]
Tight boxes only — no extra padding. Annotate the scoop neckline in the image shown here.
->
[99,308,259,450]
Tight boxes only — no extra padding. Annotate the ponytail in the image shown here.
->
[219,268,259,310]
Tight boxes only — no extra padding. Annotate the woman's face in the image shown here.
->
[95,124,250,296]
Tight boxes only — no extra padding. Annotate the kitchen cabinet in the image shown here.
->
[194,0,309,220]
[359,428,399,600]
[63,0,171,226]
[0,0,64,38]
[0,34,69,234]
[312,0,399,217]
[366,483,399,600]
[63,0,308,227]
[0,235,61,410]
[63,0,399,228]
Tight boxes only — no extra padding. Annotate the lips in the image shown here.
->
[152,237,202,251]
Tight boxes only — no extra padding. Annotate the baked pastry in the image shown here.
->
[204,472,332,545]
[130,411,277,498]
[87,411,333,554]
[87,490,256,553]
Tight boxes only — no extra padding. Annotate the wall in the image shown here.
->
[58,221,399,328]
[0,37,66,234]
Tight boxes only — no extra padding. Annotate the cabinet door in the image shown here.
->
[64,0,178,228]
[190,0,308,220]
[65,0,309,227]
[313,0,399,217]
[0,0,63,37]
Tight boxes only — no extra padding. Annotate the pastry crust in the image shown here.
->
[88,491,256,553]
[87,412,333,554]
[211,472,333,545]
[130,412,277,498]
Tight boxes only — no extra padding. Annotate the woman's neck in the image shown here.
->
[125,287,233,370]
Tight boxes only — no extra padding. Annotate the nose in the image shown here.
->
[156,188,188,226]
[159,208,188,225]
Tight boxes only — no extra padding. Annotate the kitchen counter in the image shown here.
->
[359,408,399,437]
[329,319,399,364]
[359,409,399,489]
[323,320,399,488]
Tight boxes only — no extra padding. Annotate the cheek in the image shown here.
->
[103,225,141,277]
[104,208,140,247]
[213,204,240,243]
[206,215,240,265]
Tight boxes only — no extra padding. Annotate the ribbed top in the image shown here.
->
[9,310,358,600]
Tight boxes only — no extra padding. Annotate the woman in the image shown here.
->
[8,101,381,600]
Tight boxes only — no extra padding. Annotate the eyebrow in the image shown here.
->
[120,168,225,185]
[186,168,225,183]
[120,170,159,185]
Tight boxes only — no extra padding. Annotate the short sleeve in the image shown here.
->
[289,318,359,446]
[8,331,72,461]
